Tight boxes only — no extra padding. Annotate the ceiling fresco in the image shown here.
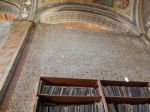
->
[37,0,129,9]
[94,0,115,6]
[37,0,124,9]
[37,0,114,9]
[37,0,133,22]
[0,0,145,35]
[39,11,130,33]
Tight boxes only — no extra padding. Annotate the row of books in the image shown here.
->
[103,86,150,97]
[37,102,104,112]
[108,103,150,112]
[39,84,98,96]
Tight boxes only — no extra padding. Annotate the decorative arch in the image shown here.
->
[34,3,141,35]
[0,0,145,36]
[38,11,131,33]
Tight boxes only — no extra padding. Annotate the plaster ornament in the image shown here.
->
[24,0,32,5]
[115,0,129,9]
[21,7,29,18]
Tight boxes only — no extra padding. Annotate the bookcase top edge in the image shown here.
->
[40,76,98,81]
[100,80,149,83]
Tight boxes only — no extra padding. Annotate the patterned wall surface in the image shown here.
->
[0,21,32,101]
[0,21,12,48]
[2,24,150,112]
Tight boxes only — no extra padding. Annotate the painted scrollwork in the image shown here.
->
[115,0,129,9]
[145,16,150,38]
[20,0,32,19]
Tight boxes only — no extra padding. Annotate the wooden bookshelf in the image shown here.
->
[100,80,150,112]
[36,77,104,112]
[35,77,150,112]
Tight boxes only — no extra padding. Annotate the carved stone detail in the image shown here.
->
[20,0,33,20]
[115,0,129,9]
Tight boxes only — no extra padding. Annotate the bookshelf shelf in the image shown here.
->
[100,80,149,86]
[40,77,98,87]
[105,96,150,104]
[37,94,102,104]
[101,80,150,112]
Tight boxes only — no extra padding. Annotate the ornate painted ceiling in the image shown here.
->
[0,0,147,35]
[36,0,134,21]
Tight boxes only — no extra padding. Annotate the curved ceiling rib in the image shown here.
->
[0,0,145,36]
[34,4,140,35]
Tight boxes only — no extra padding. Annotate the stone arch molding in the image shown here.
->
[38,11,130,33]
[34,3,141,35]
[0,0,143,35]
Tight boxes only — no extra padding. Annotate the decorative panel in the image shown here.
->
[37,0,135,23]
[40,11,130,33]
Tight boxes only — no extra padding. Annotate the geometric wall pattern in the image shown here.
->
[2,24,150,112]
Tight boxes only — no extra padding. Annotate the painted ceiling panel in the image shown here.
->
[95,0,115,6]
[37,0,133,22]
[34,0,141,35]
[37,0,116,9]
[0,0,144,35]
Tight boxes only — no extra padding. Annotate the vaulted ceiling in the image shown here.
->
[0,0,149,36]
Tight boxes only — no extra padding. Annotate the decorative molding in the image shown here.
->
[62,22,111,32]
[40,11,131,33]
[0,0,145,35]
[19,0,33,20]
[114,0,134,21]
[115,0,129,9]
[36,0,136,23]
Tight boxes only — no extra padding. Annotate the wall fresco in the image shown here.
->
[37,0,135,22]
[40,11,130,33]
